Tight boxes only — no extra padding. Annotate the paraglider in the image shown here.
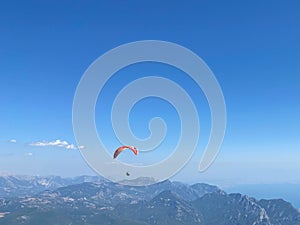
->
[113,146,138,159]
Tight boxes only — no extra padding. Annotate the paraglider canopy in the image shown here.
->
[113,146,138,159]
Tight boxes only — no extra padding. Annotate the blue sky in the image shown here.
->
[0,1,299,186]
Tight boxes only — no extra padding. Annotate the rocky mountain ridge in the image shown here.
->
[0,175,299,225]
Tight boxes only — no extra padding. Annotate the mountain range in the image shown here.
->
[0,175,299,225]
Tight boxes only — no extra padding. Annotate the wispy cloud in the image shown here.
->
[30,139,79,150]
[25,152,33,157]
[9,139,17,143]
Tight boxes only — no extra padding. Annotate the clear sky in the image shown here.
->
[0,1,299,186]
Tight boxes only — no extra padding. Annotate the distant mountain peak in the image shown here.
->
[152,190,182,201]
[119,177,157,186]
